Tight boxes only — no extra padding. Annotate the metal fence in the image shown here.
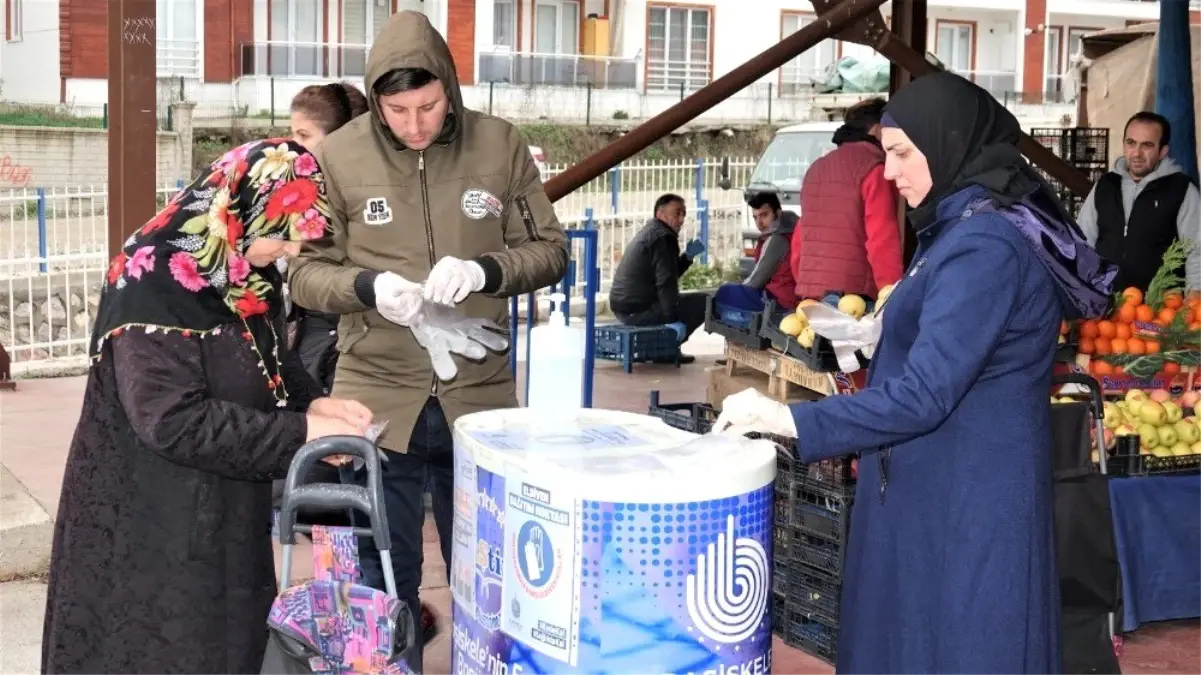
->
[1,158,757,371]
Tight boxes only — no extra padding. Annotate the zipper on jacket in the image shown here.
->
[516,197,541,242]
[419,151,438,396]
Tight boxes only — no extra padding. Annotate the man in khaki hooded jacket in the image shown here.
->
[288,11,568,668]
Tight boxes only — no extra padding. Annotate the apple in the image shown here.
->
[1090,448,1100,463]
[1163,401,1184,424]
[1152,445,1174,458]
[1173,419,1201,444]
[1126,389,1148,403]
[1115,425,1137,439]
[1149,389,1173,403]
[1170,442,1193,457]
[1127,398,1146,418]
[1191,441,1201,454]
[1103,403,1123,429]
[1157,425,1179,448]
[1138,424,1161,449]
[1139,400,1168,426]
[1103,428,1117,450]
[1178,390,1201,410]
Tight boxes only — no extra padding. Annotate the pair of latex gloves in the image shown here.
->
[374,257,508,380]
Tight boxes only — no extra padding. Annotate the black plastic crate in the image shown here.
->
[786,608,838,664]
[705,295,771,349]
[1061,128,1109,163]
[774,486,794,524]
[772,555,791,596]
[771,593,788,638]
[792,483,852,540]
[646,391,718,434]
[774,522,801,561]
[759,300,841,372]
[594,324,680,372]
[1106,451,1201,477]
[793,529,845,576]
[790,567,842,625]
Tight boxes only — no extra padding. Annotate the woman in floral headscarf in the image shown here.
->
[41,139,374,675]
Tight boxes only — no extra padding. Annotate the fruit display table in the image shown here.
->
[723,342,867,399]
[1108,473,1201,632]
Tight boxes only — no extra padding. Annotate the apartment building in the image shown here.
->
[0,0,1196,120]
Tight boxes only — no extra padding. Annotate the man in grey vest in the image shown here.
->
[1077,111,1200,292]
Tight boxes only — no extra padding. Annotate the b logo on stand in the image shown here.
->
[685,515,769,644]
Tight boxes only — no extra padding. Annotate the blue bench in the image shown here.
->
[594,324,681,373]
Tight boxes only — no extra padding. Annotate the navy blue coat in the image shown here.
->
[791,186,1062,674]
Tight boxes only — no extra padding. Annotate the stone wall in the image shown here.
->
[0,103,195,191]
[0,276,100,362]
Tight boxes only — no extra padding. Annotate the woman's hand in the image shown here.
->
[309,397,373,427]
[304,413,367,444]
[712,389,799,438]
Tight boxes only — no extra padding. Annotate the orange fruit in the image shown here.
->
[1181,308,1196,325]
[1078,337,1096,355]
[1092,360,1114,376]
[1126,337,1145,355]
[1144,339,1161,354]
[1157,307,1176,324]
[1188,290,1201,303]
[1189,321,1201,333]
[1163,291,1184,310]
[1163,361,1182,375]
[1110,338,1128,354]
[1122,287,1144,306]
[1117,303,1137,323]
[1080,320,1100,339]
[1135,304,1155,323]
[1115,323,1132,340]
[1094,338,1113,355]
[1097,320,1117,339]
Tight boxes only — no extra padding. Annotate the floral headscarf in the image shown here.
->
[91,139,331,404]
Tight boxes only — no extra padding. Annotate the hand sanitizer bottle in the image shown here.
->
[526,292,586,412]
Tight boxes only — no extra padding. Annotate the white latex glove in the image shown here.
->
[409,306,511,381]
[712,388,798,438]
[424,256,486,306]
[374,272,423,326]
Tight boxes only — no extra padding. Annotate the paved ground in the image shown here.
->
[1,336,1199,674]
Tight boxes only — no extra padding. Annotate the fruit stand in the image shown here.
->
[1051,240,1201,641]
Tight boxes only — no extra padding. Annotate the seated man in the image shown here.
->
[714,191,798,313]
[609,193,707,363]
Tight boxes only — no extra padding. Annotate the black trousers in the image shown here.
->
[294,313,340,394]
[349,397,453,674]
[614,291,708,339]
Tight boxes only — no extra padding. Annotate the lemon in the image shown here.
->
[876,284,896,307]
[778,313,807,337]
[798,326,817,349]
[838,294,867,319]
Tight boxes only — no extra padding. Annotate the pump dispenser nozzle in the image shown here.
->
[548,292,568,326]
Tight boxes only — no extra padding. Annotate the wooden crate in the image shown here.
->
[724,342,865,399]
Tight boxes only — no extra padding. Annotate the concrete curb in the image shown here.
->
[0,466,52,581]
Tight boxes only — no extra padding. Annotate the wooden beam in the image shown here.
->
[107,0,158,261]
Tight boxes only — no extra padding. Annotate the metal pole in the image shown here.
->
[543,0,890,202]
[872,35,1093,198]
[107,0,158,261]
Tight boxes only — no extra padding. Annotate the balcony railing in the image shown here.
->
[946,69,1018,98]
[158,39,200,79]
[478,51,638,90]
[238,40,373,79]
[645,59,712,93]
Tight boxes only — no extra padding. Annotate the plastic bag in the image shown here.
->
[801,302,882,373]
[322,420,391,468]
[410,302,510,381]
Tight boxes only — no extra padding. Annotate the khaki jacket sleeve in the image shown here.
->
[288,147,376,314]
[473,127,569,297]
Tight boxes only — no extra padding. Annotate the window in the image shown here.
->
[646,5,711,92]
[494,0,515,47]
[5,0,22,42]
[270,0,325,77]
[1067,27,1096,62]
[1044,26,1063,101]
[534,1,579,54]
[935,21,973,74]
[780,13,838,92]
[342,0,392,76]
[155,0,198,76]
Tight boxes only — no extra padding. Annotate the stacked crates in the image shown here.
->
[1031,127,1110,218]
[647,392,856,665]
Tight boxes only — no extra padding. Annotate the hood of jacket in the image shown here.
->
[1110,155,1188,215]
[365,11,465,150]
[770,210,799,237]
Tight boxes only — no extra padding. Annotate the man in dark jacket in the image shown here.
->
[609,193,706,362]
[1077,111,1200,292]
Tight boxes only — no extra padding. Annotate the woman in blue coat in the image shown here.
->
[714,72,1117,674]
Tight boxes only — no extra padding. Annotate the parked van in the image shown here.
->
[719,121,841,278]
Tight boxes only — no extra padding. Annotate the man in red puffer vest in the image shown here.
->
[791,98,903,301]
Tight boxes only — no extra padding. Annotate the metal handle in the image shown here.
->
[278,435,391,553]
[1052,373,1104,420]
